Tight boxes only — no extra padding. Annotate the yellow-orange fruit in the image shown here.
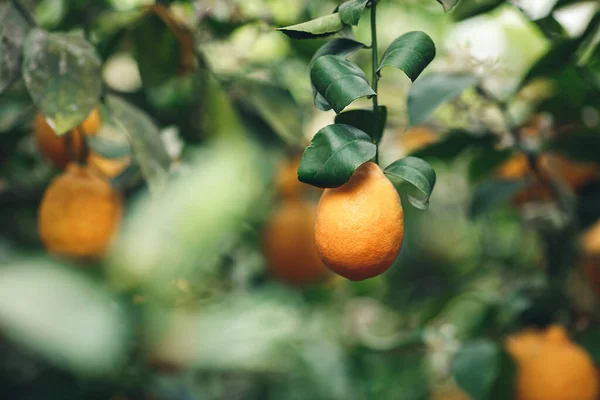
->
[275,155,304,199]
[505,328,544,362]
[515,325,598,400]
[314,162,404,281]
[87,152,131,179]
[34,110,102,168]
[582,220,600,255]
[398,125,438,154]
[263,199,328,286]
[38,163,122,259]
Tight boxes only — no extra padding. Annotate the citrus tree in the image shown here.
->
[0,0,599,399]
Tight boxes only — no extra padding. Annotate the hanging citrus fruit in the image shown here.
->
[314,162,404,281]
[38,163,123,259]
[263,199,328,286]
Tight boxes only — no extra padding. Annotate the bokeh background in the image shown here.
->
[0,0,599,399]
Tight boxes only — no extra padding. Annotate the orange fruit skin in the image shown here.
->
[512,325,599,400]
[38,163,122,259]
[505,329,544,363]
[314,162,404,281]
[34,110,101,168]
[263,199,328,286]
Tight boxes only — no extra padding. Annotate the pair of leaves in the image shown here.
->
[298,124,436,208]
[453,340,516,400]
[309,31,436,114]
[22,29,102,135]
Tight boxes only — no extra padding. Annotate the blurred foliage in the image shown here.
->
[0,0,599,399]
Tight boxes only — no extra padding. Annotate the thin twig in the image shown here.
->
[370,0,380,162]
[11,0,37,27]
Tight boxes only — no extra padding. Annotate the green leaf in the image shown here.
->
[378,31,436,81]
[469,179,527,219]
[22,29,102,135]
[0,3,30,94]
[489,351,517,400]
[310,38,366,111]
[298,123,376,188]
[86,105,132,159]
[310,55,375,114]
[236,80,304,146]
[469,148,513,182]
[339,0,369,26]
[436,0,460,12]
[522,39,582,84]
[453,340,500,400]
[543,132,600,164]
[451,0,504,21]
[384,156,436,209]
[407,73,479,126]
[334,106,387,143]
[411,129,496,162]
[277,13,344,39]
[0,260,129,375]
[104,95,171,191]
[132,12,182,88]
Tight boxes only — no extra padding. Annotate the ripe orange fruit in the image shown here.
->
[582,220,600,255]
[580,221,600,296]
[38,163,123,259]
[314,162,404,281]
[513,325,598,400]
[505,328,544,362]
[274,155,304,199]
[398,125,438,154]
[263,199,328,286]
[34,110,102,168]
[496,153,597,204]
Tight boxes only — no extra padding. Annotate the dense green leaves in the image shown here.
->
[22,29,102,135]
[0,3,30,94]
[544,132,600,164]
[339,0,369,26]
[310,55,375,113]
[436,0,460,12]
[469,179,527,219]
[378,31,436,81]
[298,124,376,188]
[407,73,479,126]
[277,14,344,39]
[334,106,387,143]
[451,0,504,21]
[469,148,513,182]
[411,130,495,162]
[310,39,366,111]
[384,157,437,209]
[131,12,182,88]
[453,340,500,400]
[104,95,171,190]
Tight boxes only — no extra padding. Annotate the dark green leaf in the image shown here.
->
[22,29,102,135]
[277,14,344,39]
[86,105,132,159]
[533,14,569,40]
[469,179,527,219]
[298,123,376,188]
[469,148,513,182]
[339,0,369,26]
[310,55,375,113]
[0,3,30,94]
[522,38,582,84]
[105,95,171,190]
[453,340,500,400]
[489,351,517,400]
[310,38,366,111]
[544,132,600,164]
[131,12,182,88]
[436,0,460,12]
[378,31,436,81]
[235,80,303,146]
[575,328,600,366]
[451,0,504,21]
[407,73,479,126]
[384,157,436,209]
[310,38,366,66]
[334,106,387,143]
[411,129,496,162]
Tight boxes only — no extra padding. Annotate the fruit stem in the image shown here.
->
[370,0,380,162]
